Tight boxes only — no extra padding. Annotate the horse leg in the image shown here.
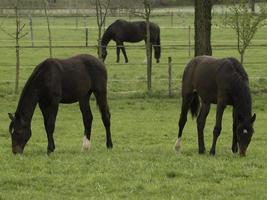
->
[120,42,128,63]
[232,107,238,153]
[79,93,93,151]
[116,43,120,63]
[94,90,113,149]
[197,103,210,154]
[175,93,193,152]
[153,44,159,63]
[209,100,226,155]
[39,101,59,154]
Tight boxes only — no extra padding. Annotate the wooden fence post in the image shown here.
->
[29,15,34,47]
[75,14,78,29]
[188,25,191,57]
[168,56,172,97]
[85,28,88,47]
[171,12,174,27]
[83,15,87,28]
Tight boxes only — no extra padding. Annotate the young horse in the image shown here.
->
[8,54,113,154]
[101,19,161,63]
[175,56,256,156]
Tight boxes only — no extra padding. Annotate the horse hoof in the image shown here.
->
[174,138,182,152]
[198,149,206,154]
[232,146,238,154]
[209,150,216,156]
[47,150,54,155]
[81,136,91,152]
[107,142,113,149]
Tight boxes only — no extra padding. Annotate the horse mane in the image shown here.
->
[101,24,113,46]
[227,57,248,80]
[228,58,252,118]
[16,62,44,115]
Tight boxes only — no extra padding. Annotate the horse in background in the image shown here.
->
[8,54,113,154]
[175,56,256,156]
[101,19,161,63]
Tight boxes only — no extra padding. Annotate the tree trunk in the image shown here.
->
[194,0,212,57]
[146,20,152,93]
[249,0,255,13]
[98,27,102,60]
[240,51,244,65]
[15,5,20,94]
[44,1,52,58]
[144,1,152,93]
[15,43,20,94]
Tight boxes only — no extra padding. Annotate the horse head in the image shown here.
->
[236,113,256,156]
[100,46,107,62]
[8,113,32,154]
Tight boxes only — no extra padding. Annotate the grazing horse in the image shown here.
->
[175,56,256,156]
[101,19,161,63]
[8,54,113,154]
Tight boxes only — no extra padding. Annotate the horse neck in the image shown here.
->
[101,30,112,47]
[234,81,252,120]
[16,83,38,127]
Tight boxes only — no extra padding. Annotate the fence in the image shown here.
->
[0,43,267,98]
[1,13,267,98]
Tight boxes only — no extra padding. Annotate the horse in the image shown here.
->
[100,19,161,63]
[175,56,256,156]
[8,54,113,154]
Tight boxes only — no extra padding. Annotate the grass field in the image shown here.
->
[0,7,267,199]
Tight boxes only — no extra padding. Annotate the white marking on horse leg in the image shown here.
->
[81,136,91,151]
[175,137,182,152]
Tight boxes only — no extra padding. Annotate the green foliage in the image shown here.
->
[229,0,267,63]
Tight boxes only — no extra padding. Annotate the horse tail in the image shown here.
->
[154,27,161,63]
[190,92,199,118]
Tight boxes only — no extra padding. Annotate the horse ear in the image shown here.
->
[251,113,256,123]
[8,113,14,121]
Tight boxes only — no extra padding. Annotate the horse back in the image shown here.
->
[183,56,246,104]
[110,19,159,42]
[37,54,107,103]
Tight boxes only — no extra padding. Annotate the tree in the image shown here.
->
[43,0,53,58]
[229,0,267,64]
[194,0,213,56]
[132,0,153,92]
[94,0,110,60]
[144,0,152,92]
[0,0,28,93]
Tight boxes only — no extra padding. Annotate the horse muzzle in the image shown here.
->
[12,145,23,154]
[239,148,247,157]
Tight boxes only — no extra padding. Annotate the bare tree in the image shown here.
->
[132,0,153,92]
[194,0,213,56]
[43,0,53,58]
[144,0,152,92]
[94,0,110,60]
[0,0,28,94]
[229,0,267,64]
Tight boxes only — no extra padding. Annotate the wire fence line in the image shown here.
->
[1,44,267,48]
[1,76,267,84]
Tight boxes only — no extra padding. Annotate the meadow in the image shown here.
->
[0,7,267,199]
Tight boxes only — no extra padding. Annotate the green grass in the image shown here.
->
[0,8,267,199]
[0,97,267,199]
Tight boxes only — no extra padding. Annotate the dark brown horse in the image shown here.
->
[175,56,256,156]
[101,19,161,63]
[8,54,113,154]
